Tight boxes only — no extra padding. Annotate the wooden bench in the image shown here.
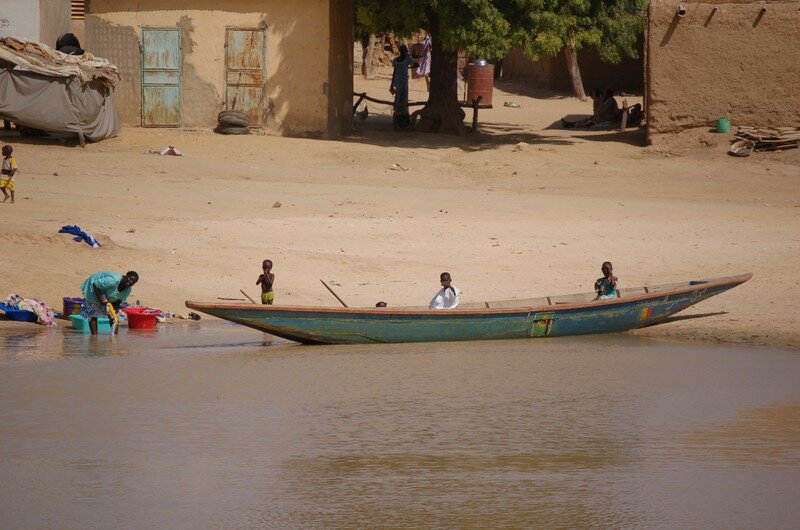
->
[353,92,492,132]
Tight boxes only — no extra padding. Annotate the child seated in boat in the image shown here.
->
[429,272,460,309]
[256,259,275,304]
[595,261,618,300]
[375,301,388,307]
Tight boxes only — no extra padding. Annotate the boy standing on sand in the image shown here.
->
[256,259,275,304]
[1,145,18,204]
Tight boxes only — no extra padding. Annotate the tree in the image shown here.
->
[356,0,516,134]
[516,0,646,100]
[354,6,377,80]
[358,33,378,80]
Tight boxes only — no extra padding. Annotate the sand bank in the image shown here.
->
[1,77,798,349]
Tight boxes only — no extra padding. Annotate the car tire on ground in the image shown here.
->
[218,115,249,128]
[215,126,250,135]
[218,110,248,122]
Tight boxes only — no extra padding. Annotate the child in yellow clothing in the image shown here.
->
[256,259,275,304]
[1,145,18,204]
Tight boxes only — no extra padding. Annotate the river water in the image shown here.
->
[1,322,798,529]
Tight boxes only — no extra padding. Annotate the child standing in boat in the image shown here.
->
[430,272,460,309]
[594,261,618,300]
[256,259,275,304]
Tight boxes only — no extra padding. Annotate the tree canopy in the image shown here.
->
[355,0,646,130]
[356,0,516,59]
[516,0,645,62]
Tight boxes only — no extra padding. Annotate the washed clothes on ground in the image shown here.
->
[3,294,56,326]
[59,225,101,248]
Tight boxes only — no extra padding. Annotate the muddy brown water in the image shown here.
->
[1,322,799,528]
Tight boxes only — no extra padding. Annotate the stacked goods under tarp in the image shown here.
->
[0,37,121,142]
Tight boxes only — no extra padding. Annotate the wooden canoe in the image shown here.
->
[186,273,751,345]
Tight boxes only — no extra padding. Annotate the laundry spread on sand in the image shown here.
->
[59,225,101,248]
[3,294,56,326]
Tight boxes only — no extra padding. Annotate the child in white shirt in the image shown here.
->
[429,272,460,309]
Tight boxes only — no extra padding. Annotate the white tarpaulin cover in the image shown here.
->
[0,37,120,141]
[0,69,120,141]
[0,37,120,88]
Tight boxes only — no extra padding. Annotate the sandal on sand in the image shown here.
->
[729,139,755,157]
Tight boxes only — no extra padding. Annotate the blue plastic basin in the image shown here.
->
[0,303,38,323]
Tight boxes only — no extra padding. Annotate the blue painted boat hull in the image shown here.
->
[186,274,751,345]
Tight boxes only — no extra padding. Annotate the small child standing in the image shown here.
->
[1,145,18,204]
[256,259,275,304]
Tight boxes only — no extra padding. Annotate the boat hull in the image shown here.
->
[186,274,750,345]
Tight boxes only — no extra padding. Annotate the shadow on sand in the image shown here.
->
[0,128,85,148]
[344,115,578,152]
[646,311,728,327]
[344,112,646,151]
[345,76,647,152]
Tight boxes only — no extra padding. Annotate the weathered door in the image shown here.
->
[141,27,181,127]
[225,28,266,127]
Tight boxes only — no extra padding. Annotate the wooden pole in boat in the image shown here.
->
[240,289,258,304]
[320,279,349,308]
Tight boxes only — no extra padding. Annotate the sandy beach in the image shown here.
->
[1,75,798,349]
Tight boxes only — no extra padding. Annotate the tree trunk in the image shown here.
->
[415,12,466,134]
[360,34,376,80]
[564,46,587,101]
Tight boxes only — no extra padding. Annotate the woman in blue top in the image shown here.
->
[79,270,139,334]
[390,44,418,130]
[594,261,618,300]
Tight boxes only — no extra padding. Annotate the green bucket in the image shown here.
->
[715,117,731,133]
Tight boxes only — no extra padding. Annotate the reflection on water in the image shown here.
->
[0,322,798,528]
[682,403,800,467]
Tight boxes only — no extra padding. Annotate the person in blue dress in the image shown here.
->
[594,261,618,300]
[79,270,139,334]
[389,44,418,130]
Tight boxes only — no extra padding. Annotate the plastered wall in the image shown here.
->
[40,0,72,48]
[646,0,800,138]
[503,43,644,92]
[86,0,338,136]
[0,0,40,41]
[0,0,69,45]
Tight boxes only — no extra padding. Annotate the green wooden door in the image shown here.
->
[225,28,266,127]
[141,27,181,127]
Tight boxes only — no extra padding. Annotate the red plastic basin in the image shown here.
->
[122,307,160,329]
